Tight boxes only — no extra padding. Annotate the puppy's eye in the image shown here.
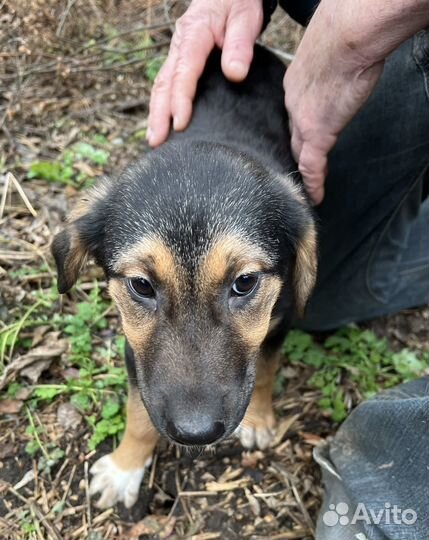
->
[231,274,258,296]
[127,277,155,299]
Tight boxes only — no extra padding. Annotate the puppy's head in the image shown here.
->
[52,142,316,446]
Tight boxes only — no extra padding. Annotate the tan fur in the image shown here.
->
[114,237,181,293]
[110,238,182,356]
[63,228,87,287]
[294,224,317,316]
[199,234,272,288]
[199,234,281,348]
[233,276,283,348]
[56,177,114,289]
[108,279,156,356]
[111,386,159,471]
[69,177,112,221]
[240,351,280,433]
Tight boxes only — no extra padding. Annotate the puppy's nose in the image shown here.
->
[167,419,225,445]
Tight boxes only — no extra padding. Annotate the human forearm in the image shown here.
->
[323,0,429,65]
[284,0,429,204]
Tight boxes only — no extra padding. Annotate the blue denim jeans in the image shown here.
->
[299,32,429,331]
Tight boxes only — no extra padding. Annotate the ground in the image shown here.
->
[0,2,428,539]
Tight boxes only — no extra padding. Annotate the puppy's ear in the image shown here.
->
[275,173,318,316]
[51,180,110,294]
[293,223,317,317]
[52,225,89,294]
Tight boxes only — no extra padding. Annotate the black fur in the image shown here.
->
[52,45,316,445]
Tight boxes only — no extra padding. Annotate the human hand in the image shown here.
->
[284,0,385,205]
[147,0,263,147]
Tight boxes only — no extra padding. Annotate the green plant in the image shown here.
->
[59,285,110,365]
[9,262,51,280]
[283,327,429,422]
[0,297,49,366]
[27,141,109,189]
[24,407,65,474]
[145,55,165,82]
[87,397,125,450]
[30,286,127,450]
[4,280,128,454]
[18,509,39,537]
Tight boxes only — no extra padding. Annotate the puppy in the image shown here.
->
[52,45,317,509]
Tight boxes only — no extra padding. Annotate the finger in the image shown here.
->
[298,143,328,205]
[147,29,185,147]
[221,0,263,81]
[170,15,218,131]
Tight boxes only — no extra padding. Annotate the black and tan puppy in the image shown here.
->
[52,45,317,509]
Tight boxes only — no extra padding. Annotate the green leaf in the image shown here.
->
[101,399,120,419]
[72,142,109,165]
[145,56,165,82]
[114,335,126,357]
[25,439,40,456]
[70,392,91,412]
[28,161,74,185]
[392,349,426,378]
[33,386,64,401]
[7,382,22,398]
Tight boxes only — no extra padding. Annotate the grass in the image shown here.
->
[3,130,429,516]
[27,140,110,189]
[1,282,128,461]
[282,328,429,421]
[3,273,428,464]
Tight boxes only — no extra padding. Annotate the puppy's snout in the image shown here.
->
[166,416,225,446]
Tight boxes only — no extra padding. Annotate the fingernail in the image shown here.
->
[146,127,153,142]
[173,115,181,131]
[228,60,248,79]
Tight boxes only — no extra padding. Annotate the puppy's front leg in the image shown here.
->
[90,385,159,509]
[237,350,280,450]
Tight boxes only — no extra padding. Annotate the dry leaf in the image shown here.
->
[244,487,261,516]
[21,358,52,383]
[0,399,23,414]
[15,386,32,400]
[205,478,250,492]
[241,450,264,469]
[271,414,300,447]
[126,515,176,539]
[57,402,82,431]
[0,442,16,459]
[31,325,50,347]
[14,470,35,490]
[299,431,323,446]
[0,334,67,390]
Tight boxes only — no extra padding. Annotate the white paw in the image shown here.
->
[235,423,275,450]
[89,454,151,509]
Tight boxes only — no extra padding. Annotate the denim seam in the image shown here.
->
[413,29,429,104]
[397,262,429,274]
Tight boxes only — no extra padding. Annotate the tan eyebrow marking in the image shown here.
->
[114,236,182,290]
[198,234,273,290]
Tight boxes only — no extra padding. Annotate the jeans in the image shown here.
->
[314,377,429,540]
[299,31,429,331]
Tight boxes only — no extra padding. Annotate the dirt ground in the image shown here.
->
[0,2,428,539]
